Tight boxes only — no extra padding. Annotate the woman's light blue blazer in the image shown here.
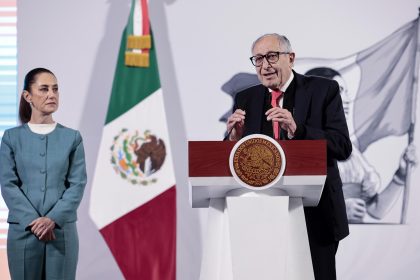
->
[0,123,87,280]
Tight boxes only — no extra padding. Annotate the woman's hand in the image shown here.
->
[29,217,56,241]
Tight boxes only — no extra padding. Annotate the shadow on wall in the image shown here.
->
[77,1,130,279]
[219,72,260,123]
[149,1,203,279]
[77,0,202,279]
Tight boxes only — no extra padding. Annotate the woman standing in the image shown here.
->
[0,68,87,279]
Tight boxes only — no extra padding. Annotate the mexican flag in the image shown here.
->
[89,0,176,279]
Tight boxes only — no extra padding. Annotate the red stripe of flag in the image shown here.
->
[141,0,150,36]
[100,186,176,280]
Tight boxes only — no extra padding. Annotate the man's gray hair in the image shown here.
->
[251,33,293,53]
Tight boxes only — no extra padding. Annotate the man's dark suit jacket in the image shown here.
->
[232,71,352,243]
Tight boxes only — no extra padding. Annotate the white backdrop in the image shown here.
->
[18,0,420,279]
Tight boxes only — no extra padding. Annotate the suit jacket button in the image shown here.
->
[40,170,46,174]
[41,187,46,192]
[40,152,46,157]
[39,136,45,140]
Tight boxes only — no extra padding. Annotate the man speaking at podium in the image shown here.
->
[226,33,352,280]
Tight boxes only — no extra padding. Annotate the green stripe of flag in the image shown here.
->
[105,27,160,124]
[126,0,135,36]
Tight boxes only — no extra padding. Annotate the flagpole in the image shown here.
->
[400,10,420,224]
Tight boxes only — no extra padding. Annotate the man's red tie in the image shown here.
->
[271,90,283,140]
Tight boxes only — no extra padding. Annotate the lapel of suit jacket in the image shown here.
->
[293,71,311,126]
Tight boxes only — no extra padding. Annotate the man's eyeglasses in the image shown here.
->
[249,51,290,67]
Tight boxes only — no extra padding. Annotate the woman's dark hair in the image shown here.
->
[19,68,55,123]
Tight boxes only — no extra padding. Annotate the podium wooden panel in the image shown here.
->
[189,140,326,176]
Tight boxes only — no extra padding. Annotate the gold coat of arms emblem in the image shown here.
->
[230,134,286,189]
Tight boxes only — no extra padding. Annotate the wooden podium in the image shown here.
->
[189,138,326,280]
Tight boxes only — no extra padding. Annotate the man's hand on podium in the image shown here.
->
[227,109,245,141]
